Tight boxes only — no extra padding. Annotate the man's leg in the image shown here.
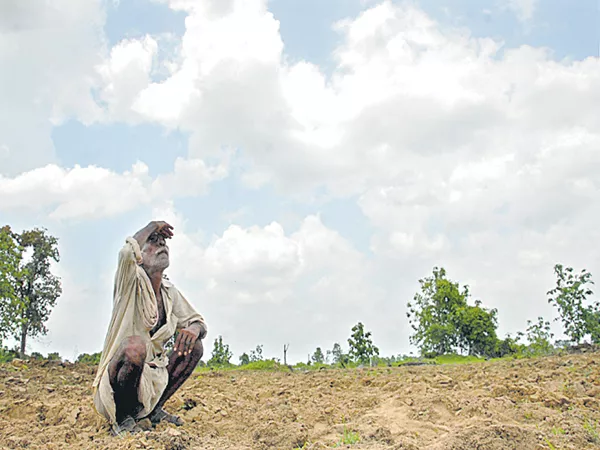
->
[148,338,203,425]
[107,335,147,431]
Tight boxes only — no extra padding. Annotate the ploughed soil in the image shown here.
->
[1,352,600,449]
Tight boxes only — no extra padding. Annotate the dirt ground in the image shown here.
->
[1,352,600,450]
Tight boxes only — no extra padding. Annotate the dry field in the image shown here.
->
[1,352,600,449]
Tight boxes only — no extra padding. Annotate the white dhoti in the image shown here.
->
[92,237,207,426]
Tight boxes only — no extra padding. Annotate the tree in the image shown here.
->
[331,343,342,363]
[311,347,325,364]
[47,352,61,361]
[0,226,22,344]
[348,322,379,365]
[455,300,499,357]
[283,343,289,365]
[0,226,62,356]
[408,267,502,358]
[77,352,102,365]
[239,352,250,365]
[207,335,233,367]
[522,316,554,356]
[547,264,599,344]
[249,344,263,362]
[493,334,522,358]
[407,267,469,356]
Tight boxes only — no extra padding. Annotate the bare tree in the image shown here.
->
[283,343,289,365]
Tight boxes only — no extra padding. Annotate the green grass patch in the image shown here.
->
[433,354,487,365]
[584,419,600,444]
[192,352,535,374]
[335,426,360,447]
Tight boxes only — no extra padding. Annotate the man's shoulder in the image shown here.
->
[162,274,175,288]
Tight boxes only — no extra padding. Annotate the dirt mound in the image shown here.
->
[1,353,600,449]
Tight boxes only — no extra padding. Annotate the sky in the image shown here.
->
[1,0,599,363]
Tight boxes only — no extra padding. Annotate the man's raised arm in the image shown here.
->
[133,221,174,249]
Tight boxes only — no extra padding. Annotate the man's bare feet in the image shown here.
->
[147,407,184,427]
[111,415,143,436]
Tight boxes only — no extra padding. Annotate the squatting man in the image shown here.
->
[92,221,208,435]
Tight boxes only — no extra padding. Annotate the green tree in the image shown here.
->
[239,352,250,365]
[331,343,343,363]
[249,344,263,362]
[522,316,555,356]
[47,352,61,361]
[77,352,102,365]
[547,264,599,344]
[311,347,325,364]
[330,342,351,365]
[456,300,499,357]
[493,334,523,357]
[348,322,379,365]
[0,226,23,345]
[0,226,62,356]
[207,335,233,367]
[407,267,469,356]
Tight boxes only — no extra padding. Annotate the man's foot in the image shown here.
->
[147,407,184,426]
[111,415,143,436]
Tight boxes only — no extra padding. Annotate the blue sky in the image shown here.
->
[2,0,600,363]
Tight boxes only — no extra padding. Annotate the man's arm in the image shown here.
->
[187,321,207,340]
[133,221,174,249]
[175,321,207,357]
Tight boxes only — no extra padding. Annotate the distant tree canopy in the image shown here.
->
[311,347,324,364]
[547,264,599,345]
[407,267,501,358]
[348,322,379,365]
[0,226,62,356]
[208,335,233,367]
[249,345,263,362]
[76,352,102,365]
[239,352,250,366]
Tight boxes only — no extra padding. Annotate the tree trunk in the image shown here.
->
[283,344,289,365]
[20,322,27,357]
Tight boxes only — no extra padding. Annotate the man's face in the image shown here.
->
[141,232,170,273]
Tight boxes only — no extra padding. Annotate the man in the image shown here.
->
[92,221,208,435]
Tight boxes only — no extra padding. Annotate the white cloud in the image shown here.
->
[505,0,538,22]
[119,0,572,199]
[80,0,600,351]
[8,0,600,361]
[0,0,106,176]
[0,158,227,220]
[97,35,159,123]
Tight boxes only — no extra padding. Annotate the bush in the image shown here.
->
[0,346,18,363]
[76,352,102,365]
[238,359,284,371]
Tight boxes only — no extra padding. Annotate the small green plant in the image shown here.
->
[335,426,360,446]
[584,419,600,443]
[543,436,557,450]
[551,426,565,435]
[0,346,18,363]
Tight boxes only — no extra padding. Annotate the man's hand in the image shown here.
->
[133,221,174,249]
[174,322,206,357]
[153,221,174,239]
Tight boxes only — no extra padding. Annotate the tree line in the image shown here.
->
[1,225,599,365]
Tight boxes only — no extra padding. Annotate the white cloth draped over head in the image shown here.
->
[92,237,207,426]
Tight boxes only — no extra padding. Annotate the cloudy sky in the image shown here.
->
[1,0,599,363]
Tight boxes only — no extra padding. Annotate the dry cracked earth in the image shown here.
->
[1,352,600,449]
